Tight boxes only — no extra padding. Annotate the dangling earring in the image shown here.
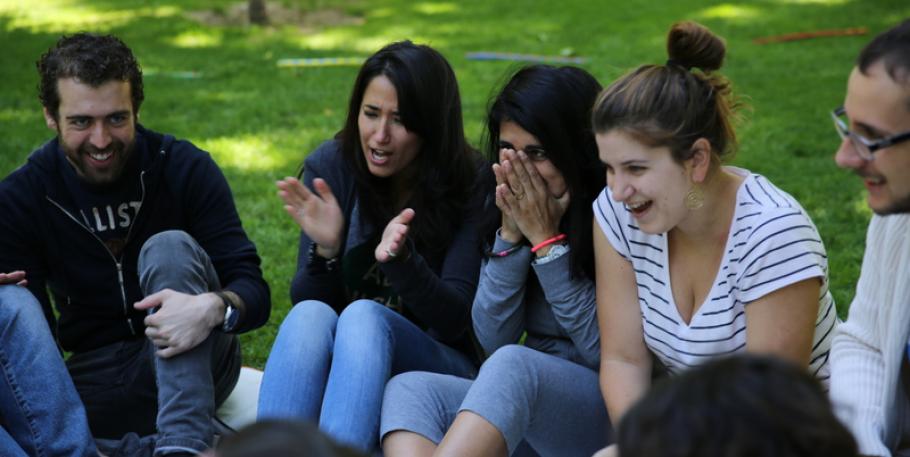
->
[685,185,704,210]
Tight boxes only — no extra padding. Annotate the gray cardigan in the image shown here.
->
[472,233,600,369]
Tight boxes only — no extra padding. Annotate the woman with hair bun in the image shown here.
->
[591,21,837,453]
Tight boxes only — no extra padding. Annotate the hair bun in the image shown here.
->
[666,21,725,71]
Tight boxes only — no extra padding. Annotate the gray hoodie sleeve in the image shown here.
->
[471,233,532,357]
[532,250,600,367]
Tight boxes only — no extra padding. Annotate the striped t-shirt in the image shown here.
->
[594,167,836,383]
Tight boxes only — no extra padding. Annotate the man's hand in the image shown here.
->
[134,289,223,358]
[0,271,27,287]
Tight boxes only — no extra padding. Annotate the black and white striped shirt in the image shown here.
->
[594,168,836,383]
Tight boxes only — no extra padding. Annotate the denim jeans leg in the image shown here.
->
[0,426,28,457]
[139,230,241,456]
[0,285,98,457]
[257,300,338,421]
[320,299,476,452]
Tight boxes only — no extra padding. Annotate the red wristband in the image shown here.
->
[530,233,567,253]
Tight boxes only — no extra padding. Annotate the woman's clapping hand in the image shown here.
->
[277,177,345,259]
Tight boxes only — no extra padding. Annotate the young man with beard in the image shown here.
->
[828,19,910,457]
[0,33,270,456]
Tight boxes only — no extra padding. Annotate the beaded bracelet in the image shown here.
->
[530,233,567,253]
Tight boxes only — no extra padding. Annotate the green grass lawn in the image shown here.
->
[2,0,907,368]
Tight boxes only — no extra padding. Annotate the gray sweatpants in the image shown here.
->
[380,344,611,456]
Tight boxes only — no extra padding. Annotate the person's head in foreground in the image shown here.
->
[214,420,366,457]
[833,18,910,215]
[616,355,858,457]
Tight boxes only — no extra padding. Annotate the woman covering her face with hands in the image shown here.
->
[257,41,494,453]
[380,64,610,457]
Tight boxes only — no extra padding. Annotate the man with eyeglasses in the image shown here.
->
[829,19,910,457]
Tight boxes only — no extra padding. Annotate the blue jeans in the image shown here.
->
[382,345,611,456]
[0,284,98,457]
[258,299,477,452]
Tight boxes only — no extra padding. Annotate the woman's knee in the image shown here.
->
[274,300,338,346]
[475,345,544,395]
[483,345,539,375]
[339,298,387,320]
[382,372,468,442]
[336,299,393,335]
[283,300,337,328]
[384,372,450,407]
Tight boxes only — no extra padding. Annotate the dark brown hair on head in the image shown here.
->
[857,18,910,86]
[592,21,742,166]
[37,33,144,121]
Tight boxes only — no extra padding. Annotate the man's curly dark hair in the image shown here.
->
[37,32,144,120]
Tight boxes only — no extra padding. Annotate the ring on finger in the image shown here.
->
[385,247,398,259]
[514,191,526,201]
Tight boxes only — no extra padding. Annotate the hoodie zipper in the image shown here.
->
[46,170,147,336]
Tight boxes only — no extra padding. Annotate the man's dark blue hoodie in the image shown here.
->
[0,125,270,353]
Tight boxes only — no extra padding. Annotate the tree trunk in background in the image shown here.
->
[249,0,268,25]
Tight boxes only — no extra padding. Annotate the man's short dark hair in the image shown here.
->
[36,33,144,120]
[858,18,910,85]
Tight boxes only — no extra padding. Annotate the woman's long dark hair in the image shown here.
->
[484,65,604,278]
[337,40,476,251]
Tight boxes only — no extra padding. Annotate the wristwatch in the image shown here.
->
[532,242,570,265]
[307,241,340,273]
[215,291,240,333]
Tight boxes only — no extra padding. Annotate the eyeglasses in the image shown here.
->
[832,106,910,160]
